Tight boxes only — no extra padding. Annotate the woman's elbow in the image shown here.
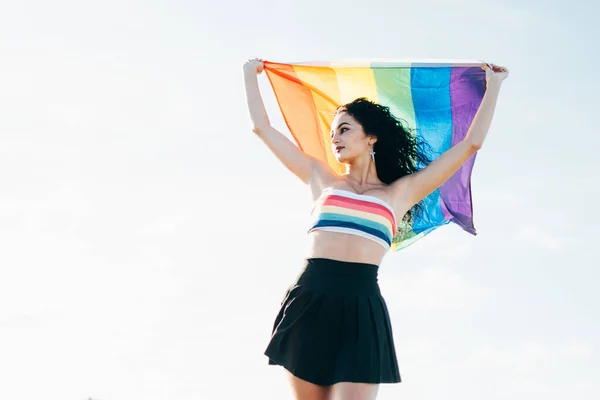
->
[465,138,483,151]
[251,123,273,137]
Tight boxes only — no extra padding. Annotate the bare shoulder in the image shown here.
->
[308,161,340,200]
[387,175,413,214]
[389,174,410,196]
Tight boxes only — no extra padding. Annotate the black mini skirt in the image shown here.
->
[264,257,401,386]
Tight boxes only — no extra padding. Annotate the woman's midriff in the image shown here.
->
[306,230,386,266]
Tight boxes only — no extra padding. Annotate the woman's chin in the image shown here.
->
[334,154,347,163]
[335,151,354,164]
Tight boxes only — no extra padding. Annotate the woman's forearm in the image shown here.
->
[244,69,270,134]
[464,79,503,149]
[463,63,510,148]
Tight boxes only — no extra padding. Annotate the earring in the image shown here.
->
[370,147,376,163]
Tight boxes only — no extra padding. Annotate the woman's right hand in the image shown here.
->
[244,58,264,75]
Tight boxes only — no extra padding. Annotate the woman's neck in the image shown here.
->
[344,159,381,189]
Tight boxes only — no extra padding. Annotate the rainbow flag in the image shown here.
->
[263,59,488,250]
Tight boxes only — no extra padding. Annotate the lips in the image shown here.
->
[335,146,345,152]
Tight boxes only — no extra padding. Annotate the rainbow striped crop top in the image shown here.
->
[308,188,398,251]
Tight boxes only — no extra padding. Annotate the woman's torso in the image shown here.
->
[306,169,407,266]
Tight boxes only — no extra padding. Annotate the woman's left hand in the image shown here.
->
[484,63,509,85]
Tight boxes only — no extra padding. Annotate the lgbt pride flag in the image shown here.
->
[263,59,488,250]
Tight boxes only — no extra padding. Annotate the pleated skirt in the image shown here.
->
[264,257,401,386]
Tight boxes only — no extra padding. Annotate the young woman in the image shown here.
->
[244,58,508,400]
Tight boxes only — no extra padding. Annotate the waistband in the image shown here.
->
[294,257,380,294]
[303,257,378,274]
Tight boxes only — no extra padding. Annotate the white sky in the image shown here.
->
[0,0,598,399]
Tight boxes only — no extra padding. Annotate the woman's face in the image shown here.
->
[330,111,374,163]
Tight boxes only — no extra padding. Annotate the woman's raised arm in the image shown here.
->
[392,64,509,208]
[244,59,322,185]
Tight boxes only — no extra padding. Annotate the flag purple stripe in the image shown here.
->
[439,67,487,234]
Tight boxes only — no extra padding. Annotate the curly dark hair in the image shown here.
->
[336,97,433,238]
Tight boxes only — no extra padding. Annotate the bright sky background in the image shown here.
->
[0,1,598,399]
